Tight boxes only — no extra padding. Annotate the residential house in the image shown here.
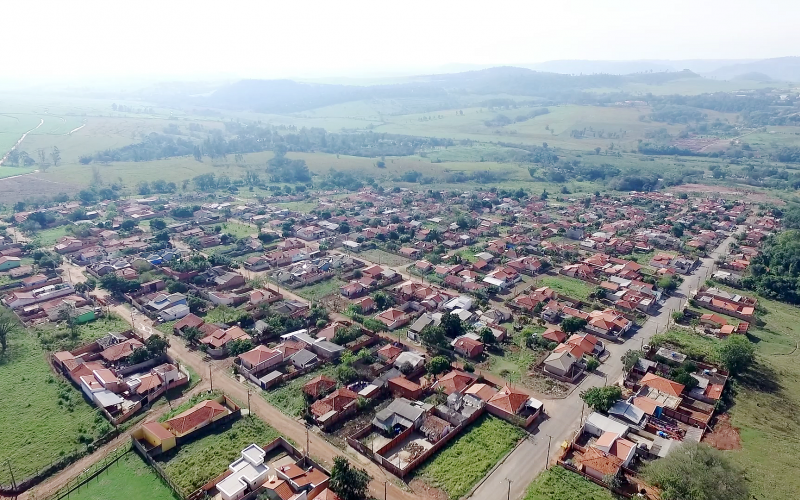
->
[238,345,283,374]
[432,370,475,395]
[164,399,229,437]
[487,386,542,427]
[451,335,484,358]
[375,308,410,331]
[309,388,359,429]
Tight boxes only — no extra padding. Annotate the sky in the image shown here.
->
[3,0,799,83]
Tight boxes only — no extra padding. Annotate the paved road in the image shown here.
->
[469,231,739,500]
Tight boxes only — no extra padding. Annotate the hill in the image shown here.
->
[707,57,800,81]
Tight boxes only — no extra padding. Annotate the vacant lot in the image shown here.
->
[0,328,112,485]
[157,416,279,495]
[360,248,412,267]
[536,274,594,302]
[293,277,346,302]
[32,224,71,246]
[522,466,616,500]
[262,365,337,417]
[414,415,524,499]
[67,451,178,500]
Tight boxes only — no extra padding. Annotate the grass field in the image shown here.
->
[292,277,346,302]
[262,365,337,417]
[0,327,113,485]
[67,451,178,500]
[522,466,617,500]
[32,224,71,246]
[157,416,279,494]
[217,221,257,239]
[415,415,524,499]
[535,274,594,301]
[359,248,412,267]
[0,166,35,178]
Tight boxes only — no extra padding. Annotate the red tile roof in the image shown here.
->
[488,385,528,415]
[435,370,474,395]
[303,375,337,398]
[641,373,684,397]
[165,399,226,435]
[578,447,623,476]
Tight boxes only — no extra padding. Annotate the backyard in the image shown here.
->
[157,416,280,495]
[414,415,524,499]
[67,451,178,500]
[522,466,617,500]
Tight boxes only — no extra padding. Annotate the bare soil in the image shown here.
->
[703,414,742,450]
[408,478,449,500]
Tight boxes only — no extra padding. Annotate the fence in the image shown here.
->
[132,438,187,499]
[40,445,132,500]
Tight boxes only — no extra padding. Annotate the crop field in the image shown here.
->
[67,451,178,500]
[522,466,616,500]
[262,365,338,417]
[157,416,279,494]
[414,415,524,499]
[0,327,113,485]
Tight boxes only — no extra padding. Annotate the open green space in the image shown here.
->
[522,466,617,500]
[157,416,279,495]
[217,221,257,239]
[0,166,35,179]
[292,277,346,302]
[67,451,178,500]
[536,274,594,301]
[0,326,113,485]
[262,365,337,417]
[415,415,524,499]
[359,248,412,267]
[32,224,71,246]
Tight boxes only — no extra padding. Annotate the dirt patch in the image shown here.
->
[408,478,449,500]
[669,184,785,205]
[703,414,741,450]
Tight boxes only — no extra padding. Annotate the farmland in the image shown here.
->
[414,415,524,499]
[156,416,279,494]
[66,451,178,500]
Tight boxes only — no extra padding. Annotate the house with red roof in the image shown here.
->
[309,388,359,429]
[432,370,475,395]
[451,335,484,358]
[164,399,230,437]
[303,375,337,400]
[238,345,283,374]
[487,385,542,427]
[375,308,410,330]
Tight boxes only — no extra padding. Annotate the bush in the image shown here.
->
[463,362,475,373]
[585,357,600,372]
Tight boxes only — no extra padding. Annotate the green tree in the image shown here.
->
[419,324,448,349]
[227,339,253,356]
[428,355,451,375]
[440,311,464,338]
[580,385,622,413]
[0,306,21,351]
[716,335,755,375]
[642,442,748,500]
[329,456,370,500]
[561,316,587,334]
[479,327,496,345]
[621,349,643,372]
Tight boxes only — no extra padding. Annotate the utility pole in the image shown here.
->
[6,460,16,494]
[545,435,552,470]
[384,480,388,500]
[305,425,310,467]
[209,366,213,391]
[505,478,512,500]
[247,388,251,415]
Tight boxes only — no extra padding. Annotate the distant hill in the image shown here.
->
[196,66,703,114]
[707,57,800,81]
[733,72,773,82]
[526,59,756,75]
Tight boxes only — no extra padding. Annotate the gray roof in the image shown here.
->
[313,340,345,355]
[291,349,318,366]
[373,398,431,431]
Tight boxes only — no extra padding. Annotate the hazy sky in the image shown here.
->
[4,0,798,81]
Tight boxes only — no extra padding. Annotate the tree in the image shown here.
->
[227,339,253,357]
[440,311,464,338]
[561,316,587,334]
[0,307,21,351]
[419,324,448,349]
[580,385,622,413]
[479,327,496,345]
[716,335,755,375]
[428,355,451,375]
[51,146,61,167]
[329,456,370,500]
[621,349,643,372]
[641,442,748,500]
[145,334,169,356]
[150,218,167,231]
